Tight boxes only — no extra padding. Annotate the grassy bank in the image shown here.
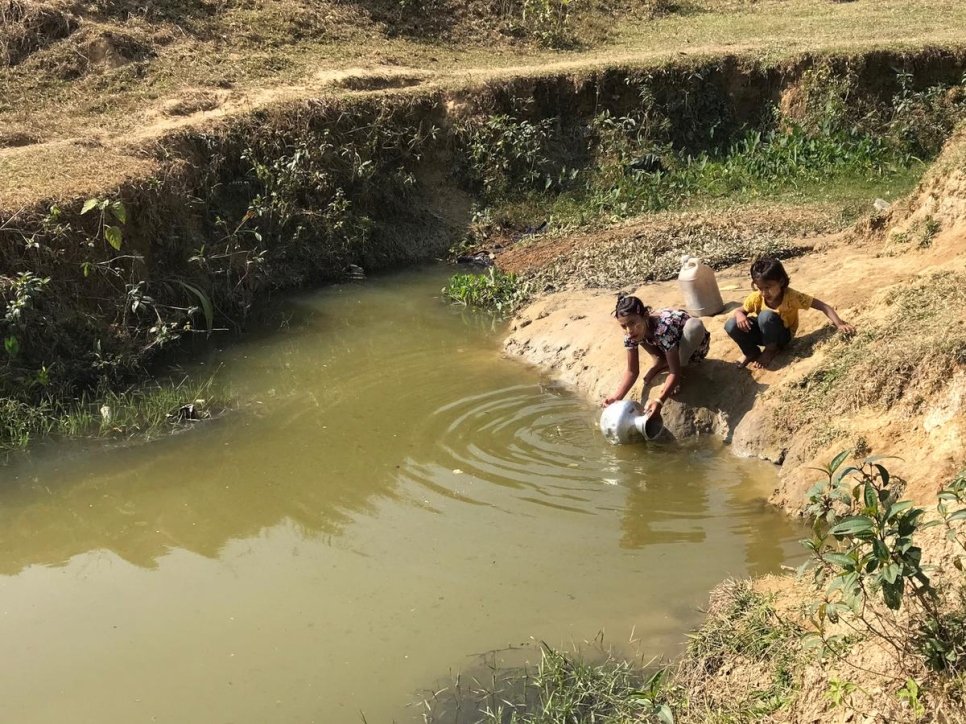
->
[2,51,966,449]
[448,61,965,307]
[0,375,225,454]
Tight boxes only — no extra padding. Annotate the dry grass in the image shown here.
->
[669,578,808,722]
[0,0,964,209]
[779,270,966,432]
[0,0,75,66]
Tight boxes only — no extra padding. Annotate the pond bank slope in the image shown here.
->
[503,154,966,513]
[499,125,966,722]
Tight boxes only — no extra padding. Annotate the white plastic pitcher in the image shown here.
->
[678,255,724,317]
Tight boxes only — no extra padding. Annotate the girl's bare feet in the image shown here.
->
[752,346,779,369]
[735,351,761,368]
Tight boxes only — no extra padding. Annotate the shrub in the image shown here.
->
[443,268,526,313]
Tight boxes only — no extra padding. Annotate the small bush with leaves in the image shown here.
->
[455,112,560,201]
[443,268,526,313]
[80,197,127,251]
[519,0,579,49]
[803,454,966,680]
[803,452,930,616]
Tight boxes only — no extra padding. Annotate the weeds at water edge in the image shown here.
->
[0,374,227,454]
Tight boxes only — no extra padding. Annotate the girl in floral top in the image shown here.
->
[603,293,710,417]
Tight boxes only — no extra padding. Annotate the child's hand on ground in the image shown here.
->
[835,321,856,335]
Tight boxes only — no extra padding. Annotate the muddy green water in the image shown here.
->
[0,267,803,723]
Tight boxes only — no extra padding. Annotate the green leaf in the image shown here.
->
[882,578,904,610]
[81,198,99,215]
[657,703,674,724]
[872,538,888,560]
[834,465,861,485]
[109,200,127,224]
[824,552,855,568]
[863,483,877,511]
[883,562,901,584]
[947,509,966,523]
[830,516,874,537]
[873,463,891,487]
[104,225,123,250]
[887,500,913,517]
[829,450,850,473]
[175,280,214,332]
[4,335,19,358]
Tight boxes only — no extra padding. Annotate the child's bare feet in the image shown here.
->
[752,347,779,369]
[735,351,761,368]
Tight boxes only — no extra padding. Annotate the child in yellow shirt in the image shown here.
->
[725,258,854,369]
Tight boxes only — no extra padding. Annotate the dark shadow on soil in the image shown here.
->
[788,324,838,359]
[647,357,767,443]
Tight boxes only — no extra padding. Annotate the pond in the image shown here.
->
[0,266,803,723]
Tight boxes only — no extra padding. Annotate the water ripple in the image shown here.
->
[399,384,605,512]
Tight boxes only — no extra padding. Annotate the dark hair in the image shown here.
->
[614,292,649,318]
[750,257,790,289]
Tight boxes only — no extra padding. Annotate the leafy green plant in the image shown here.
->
[80,197,127,250]
[803,452,930,616]
[803,455,966,684]
[825,677,857,708]
[938,471,966,568]
[443,268,525,313]
[897,678,925,719]
[456,112,560,201]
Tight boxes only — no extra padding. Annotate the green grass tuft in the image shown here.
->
[0,375,227,454]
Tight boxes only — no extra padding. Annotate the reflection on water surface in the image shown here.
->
[0,267,802,723]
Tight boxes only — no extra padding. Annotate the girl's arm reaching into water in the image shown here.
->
[811,297,855,334]
[602,348,640,406]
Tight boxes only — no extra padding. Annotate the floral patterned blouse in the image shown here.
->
[623,308,710,362]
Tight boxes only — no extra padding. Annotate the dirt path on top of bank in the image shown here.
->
[503,220,966,513]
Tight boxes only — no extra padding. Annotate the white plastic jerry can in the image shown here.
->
[678,255,724,317]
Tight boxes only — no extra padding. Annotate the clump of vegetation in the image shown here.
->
[454,111,561,202]
[518,0,581,49]
[780,271,966,433]
[800,455,966,717]
[424,643,672,723]
[443,268,527,313]
[670,579,806,720]
[0,375,225,454]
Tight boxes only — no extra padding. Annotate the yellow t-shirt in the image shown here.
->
[742,287,814,335]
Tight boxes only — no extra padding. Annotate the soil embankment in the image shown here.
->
[503,144,966,513]
[499,125,966,722]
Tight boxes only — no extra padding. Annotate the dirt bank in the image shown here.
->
[499,125,966,722]
[503,138,966,514]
